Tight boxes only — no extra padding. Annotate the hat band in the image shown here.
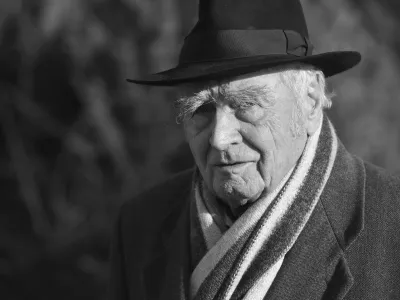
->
[179,29,314,64]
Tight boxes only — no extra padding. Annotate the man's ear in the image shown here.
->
[304,73,323,136]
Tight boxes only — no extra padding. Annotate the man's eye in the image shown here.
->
[193,102,215,116]
[234,102,258,114]
[239,101,257,109]
[235,101,263,121]
[231,100,257,111]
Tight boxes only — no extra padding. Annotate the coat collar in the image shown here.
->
[143,138,366,300]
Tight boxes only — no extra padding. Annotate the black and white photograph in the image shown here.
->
[1,0,400,299]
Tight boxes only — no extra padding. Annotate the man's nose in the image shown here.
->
[209,109,241,150]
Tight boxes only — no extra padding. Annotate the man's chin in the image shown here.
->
[214,182,263,209]
[215,188,261,218]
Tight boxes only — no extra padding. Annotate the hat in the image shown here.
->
[127,0,361,86]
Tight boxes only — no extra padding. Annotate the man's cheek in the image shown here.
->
[256,157,273,188]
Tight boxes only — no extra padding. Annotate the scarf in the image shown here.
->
[189,115,338,300]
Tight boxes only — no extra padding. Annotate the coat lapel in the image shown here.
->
[264,140,365,300]
[264,201,353,300]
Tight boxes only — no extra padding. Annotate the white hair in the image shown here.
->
[272,63,334,136]
[174,64,334,130]
[275,63,333,109]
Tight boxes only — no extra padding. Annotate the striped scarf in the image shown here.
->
[189,115,338,300]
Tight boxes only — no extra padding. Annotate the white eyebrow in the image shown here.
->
[174,89,216,123]
[174,84,276,123]
[225,84,277,108]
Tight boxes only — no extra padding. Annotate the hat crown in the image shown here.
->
[126,0,362,85]
[195,0,309,37]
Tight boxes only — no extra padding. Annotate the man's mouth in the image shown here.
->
[214,161,252,171]
[216,162,246,166]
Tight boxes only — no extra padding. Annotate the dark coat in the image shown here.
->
[109,140,400,300]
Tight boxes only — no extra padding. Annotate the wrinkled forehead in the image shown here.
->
[176,71,283,100]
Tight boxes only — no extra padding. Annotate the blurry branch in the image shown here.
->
[0,0,22,28]
[74,76,140,191]
[40,0,74,38]
[151,0,180,71]
[128,0,157,30]
[12,85,67,137]
[0,88,51,238]
[84,79,128,166]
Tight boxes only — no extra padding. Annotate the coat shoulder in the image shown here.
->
[362,161,400,239]
[122,168,194,215]
[362,161,400,230]
[364,161,400,205]
[109,169,194,299]
[117,168,194,241]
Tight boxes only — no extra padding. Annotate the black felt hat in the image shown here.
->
[127,0,361,86]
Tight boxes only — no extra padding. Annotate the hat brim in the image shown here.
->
[126,51,361,86]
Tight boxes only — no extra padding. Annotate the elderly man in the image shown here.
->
[110,0,400,299]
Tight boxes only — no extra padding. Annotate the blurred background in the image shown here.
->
[1,0,399,299]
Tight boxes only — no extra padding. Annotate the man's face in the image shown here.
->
[181,72,308,214]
